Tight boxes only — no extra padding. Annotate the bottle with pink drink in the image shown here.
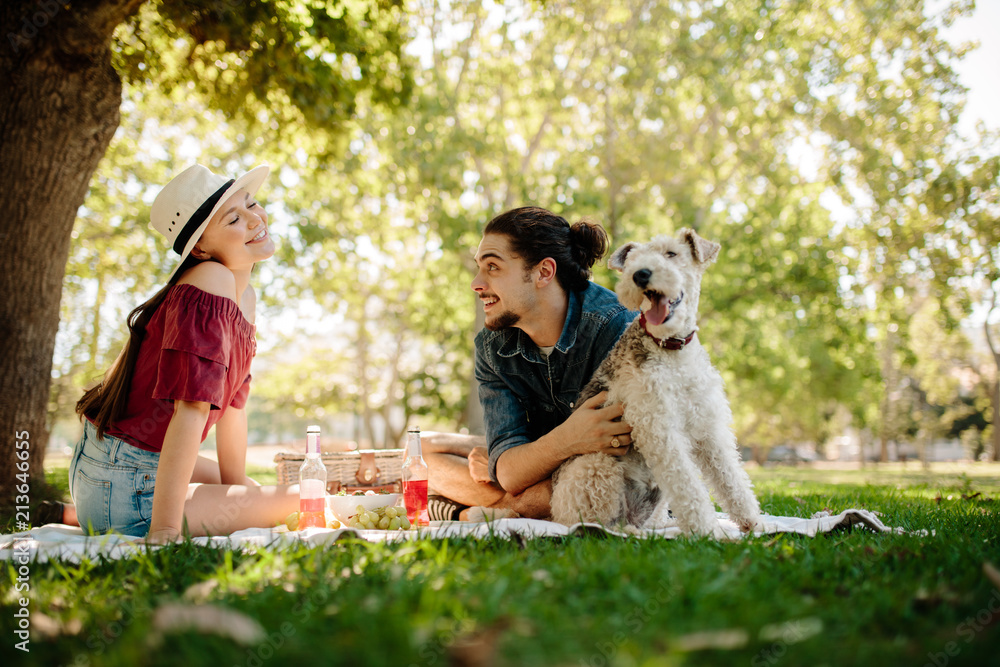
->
[298,425,328,529]
[402,427,429,526]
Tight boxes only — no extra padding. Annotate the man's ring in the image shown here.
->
[611,437,621,448]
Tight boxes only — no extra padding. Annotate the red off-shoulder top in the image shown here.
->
[102,283,256,452]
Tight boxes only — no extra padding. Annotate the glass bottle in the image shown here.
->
[298,425,328,529]
[402,427,429,526]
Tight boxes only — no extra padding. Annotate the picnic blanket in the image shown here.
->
[0,508,909,563]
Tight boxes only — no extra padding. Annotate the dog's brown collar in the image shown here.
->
[639,313,696,350]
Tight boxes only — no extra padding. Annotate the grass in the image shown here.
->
[3,463,999,666]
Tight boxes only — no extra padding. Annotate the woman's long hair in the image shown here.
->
[76,257,198,438]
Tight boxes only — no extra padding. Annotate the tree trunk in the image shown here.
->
[991,382,1000,462]
[0,0,143,507]
[917,432,928,469]
[877,325,895,464]
[382,330,406,448]
[603,90,619,242]
[357,294,377,449]
[984,290,1000,462]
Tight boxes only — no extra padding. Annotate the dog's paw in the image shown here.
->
[682,520,734,540]
[465,506,520,523]
[711,523,733,540]
[735,510,762,533]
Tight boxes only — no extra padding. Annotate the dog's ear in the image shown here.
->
[608,243,637,272]
[680,229,720,265]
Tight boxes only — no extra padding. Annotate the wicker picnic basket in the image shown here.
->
[274,449,405,494]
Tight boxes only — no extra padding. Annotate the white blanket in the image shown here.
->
[0,509,907,563]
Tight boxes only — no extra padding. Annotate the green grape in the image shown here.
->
[340,504,410,529]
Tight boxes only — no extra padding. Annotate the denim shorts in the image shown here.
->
[69,421,159,537]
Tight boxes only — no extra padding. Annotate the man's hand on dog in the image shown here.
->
[564,391,633,456]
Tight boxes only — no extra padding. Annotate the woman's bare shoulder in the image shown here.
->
[176,262,238,302]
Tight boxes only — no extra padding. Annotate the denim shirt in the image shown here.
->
[475,282,636,484]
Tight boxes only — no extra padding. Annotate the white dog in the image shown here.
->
[550,230,761,535]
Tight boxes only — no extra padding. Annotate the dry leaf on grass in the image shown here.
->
[182,578,220,602]
[984,562,1000,591]
[448,617,512,667]
[673,628,749,651]
[30,612,82,639]
[758,617,823,643]
[150,603,265,646]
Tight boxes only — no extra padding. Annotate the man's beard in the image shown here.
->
[484,309,521,331]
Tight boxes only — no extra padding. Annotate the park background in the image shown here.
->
[3,3,1000,666]
[2,0,1000,498]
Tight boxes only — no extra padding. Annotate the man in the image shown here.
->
[424,207,636,520]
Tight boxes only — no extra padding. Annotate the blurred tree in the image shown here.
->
[908,297,978,463]
[250,185,477,446]
[533,0,997,459]
[922,138,1000,459]
[795,0,998,460]
[0,0,411,503]
[240,0,997,456]
[354,0,587,433]
[39,0,1000,476]
[380,0,875,444]
[496,0,887,450]
[983,283,1000,460]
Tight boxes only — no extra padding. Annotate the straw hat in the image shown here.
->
[150,164,269,282]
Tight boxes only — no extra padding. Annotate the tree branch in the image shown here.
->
[519,110,552,177]
[62,0,146,57]
[443,7,495,210]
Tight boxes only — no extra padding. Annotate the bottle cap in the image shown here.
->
[306,425,321,455]
[407,426,420,434]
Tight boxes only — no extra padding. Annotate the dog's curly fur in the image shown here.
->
[550,230,761,536]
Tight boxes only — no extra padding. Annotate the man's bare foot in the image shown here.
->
[462,506,520,522]
[36,501,80,527]
[63,503,79,526]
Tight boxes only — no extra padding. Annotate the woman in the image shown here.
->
[71,163,300,542]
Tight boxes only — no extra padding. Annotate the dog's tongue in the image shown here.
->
[645,294,669,326]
